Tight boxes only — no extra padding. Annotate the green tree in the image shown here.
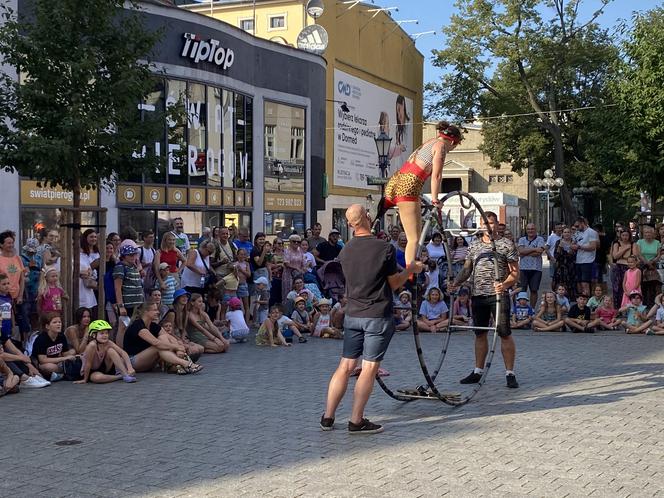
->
[0,0,166,308]
[573,8,664,222]
[427,0,617,222]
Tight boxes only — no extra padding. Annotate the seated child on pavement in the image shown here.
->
[452,287,473,327]
[256,305,291,347]
[252,276,270,326]
[511,291,534,329]
[619,290,652,334]
[564,294,594,333]
[313,298,342,339]
[291,296,313,335]
[417,287,449,333]
[76,320,136,384]
[225,297,250,343]
[588,295,621,331]
[393,290,413,332]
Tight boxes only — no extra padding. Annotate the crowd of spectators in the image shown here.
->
[3,214,664,395]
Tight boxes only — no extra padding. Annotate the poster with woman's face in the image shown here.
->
[333,69,413,190]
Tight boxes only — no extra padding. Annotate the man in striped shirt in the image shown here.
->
[448,211,521,389]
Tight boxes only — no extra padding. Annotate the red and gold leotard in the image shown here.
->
[383,136,441,207]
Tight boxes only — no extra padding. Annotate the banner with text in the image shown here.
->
[333,69,413,190]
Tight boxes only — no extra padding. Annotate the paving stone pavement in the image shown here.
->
[3,328,664,498]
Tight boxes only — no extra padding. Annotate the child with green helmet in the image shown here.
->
[74,320,137,384]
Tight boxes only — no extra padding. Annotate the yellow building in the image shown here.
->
[180,0,424,237]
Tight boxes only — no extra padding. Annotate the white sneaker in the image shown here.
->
[35,376,51,386]
[22,376,48,389]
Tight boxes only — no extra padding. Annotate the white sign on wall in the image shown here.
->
[333,69,413,190]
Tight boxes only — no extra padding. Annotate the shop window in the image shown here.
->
[234,93,248,188]
[244,96,253,189]
[207,86,222,187]
[442,178,462,193]
[157,210,202,243]
[264,212,305,237]
[119,209,156,241]
[291,127,304,161]
[489,174,513,184]
[167,79,188,185]
[263,101,305,194]
[332,209,349,242]
[143,78,166,184]
[20,208,95,246]
[187,83,207,186]
[222,89,235,188]
[239,18,254,32]
[224,212,252,234]
[269,15,286,30]
[265,125,275,158]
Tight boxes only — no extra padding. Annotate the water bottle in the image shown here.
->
[200,274,206,288]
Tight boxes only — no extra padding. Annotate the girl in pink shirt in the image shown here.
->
[37,268,68,315]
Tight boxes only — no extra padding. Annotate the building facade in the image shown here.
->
[180,0,425,237]
[1,0,326,243]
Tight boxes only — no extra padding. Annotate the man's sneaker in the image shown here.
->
[320,414,334,431]
[348,418,383,434]
[50,372,64,382]
[22,376,48,389]
[645,328,655,336]
[460,371,482,384]
[506,374,519,388]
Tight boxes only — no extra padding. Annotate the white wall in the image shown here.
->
[0,0,20,235]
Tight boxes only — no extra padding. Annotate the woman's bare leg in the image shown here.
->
[398,201,423,270]
[89,371,122,384]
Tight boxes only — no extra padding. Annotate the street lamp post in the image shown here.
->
[533,169,564,234]
[368,131,392,229]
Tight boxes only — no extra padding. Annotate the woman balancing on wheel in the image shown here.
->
[378,121,463,270]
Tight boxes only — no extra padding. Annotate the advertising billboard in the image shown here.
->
[333,69,414,190]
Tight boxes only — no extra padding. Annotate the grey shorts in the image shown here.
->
[342,315,395,362]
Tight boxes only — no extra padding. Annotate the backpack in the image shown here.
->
[142,254,158,296]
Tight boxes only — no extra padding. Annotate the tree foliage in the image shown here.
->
[0,0,165,196]
[0,0,166,310]
[427,0,618,221]
[575,7,664,217]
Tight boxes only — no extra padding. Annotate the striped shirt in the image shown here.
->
[467,238,518,296]
[113,263,144,308]
[161,275,177,305]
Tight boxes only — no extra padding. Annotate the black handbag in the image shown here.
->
[199,250,218,290]
[62,357,83,381]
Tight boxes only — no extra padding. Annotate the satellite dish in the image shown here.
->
[306,0,324,19]
[297,25,329,55]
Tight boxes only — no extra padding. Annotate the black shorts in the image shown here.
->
[342,315,395,362]
[519,269,542,292]
[576,263,593,283]
[471,294,511,338]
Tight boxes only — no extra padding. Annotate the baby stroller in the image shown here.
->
[317,260,346,302]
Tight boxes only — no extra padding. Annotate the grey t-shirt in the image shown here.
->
[467,238,519,296]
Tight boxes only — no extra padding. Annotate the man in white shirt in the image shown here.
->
[572,216,599,297]
[544,223,563,289]
[171,217,190,255]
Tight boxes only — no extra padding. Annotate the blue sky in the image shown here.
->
[377,0,662,85]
